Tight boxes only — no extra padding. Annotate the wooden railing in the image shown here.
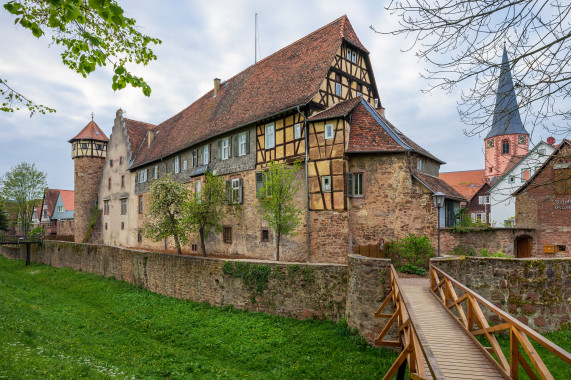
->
[375,265,444,379]
[430,265,571,379]
[0,235,43,244]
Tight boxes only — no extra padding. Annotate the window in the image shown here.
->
[475,213,487,223]
[222,138,230,160]
[322,176,332,192]
[121,222,125,230]
[521,168,531,183]
[417,160,423,171]
[203,145,209,165]
[137,229,142,243]
[518,135,527,145]
[487,139,494,148]
[261,228,270,242]
[57,206,64,213]
[348,172,363,197]
[227,178,243,204]
[183,160,188,170]
[138,195,143,214]
[356,83,362,96]
[346,48,352,60]
[174,156,180,173]
[110,159,114,167]
[195,180,201,198]
[556,245,566,253]
[238,132,248,156]
[489,167,493,173]
[120,198,127,215]
[103,200,110,215]
[479,195,490,205]
[502,140,510,154]
[256,172,266,198]
[192,150,198,167]
[108,178,111,190]
[81,143,88,149]
[105,222,108,230]
[335,82,342,97]
[223,227,232,243]
[121,175,125,188]
[351,51,356,63]
[191,243,198,252]
[509,175,515,183]
[95,144,103,151]
[43,210,48,219]
[324,124,334,140]
[294,123,302,139]
[154,165,158,179]
[265,123,275,149]
[120,156,124,165]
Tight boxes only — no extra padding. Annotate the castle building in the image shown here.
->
[71,16,463,263]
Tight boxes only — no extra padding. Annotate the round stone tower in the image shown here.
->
[69,118,109,242]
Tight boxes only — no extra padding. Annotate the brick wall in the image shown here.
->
[74,156,105,243]
[56,220,74,236]
[432,257,570,332]
[440,228,536,256]
[0,242,392,343]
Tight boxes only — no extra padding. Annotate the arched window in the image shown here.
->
[502,140,510,154]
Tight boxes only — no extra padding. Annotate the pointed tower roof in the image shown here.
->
[485,47,528,139]
[68,120,109,143]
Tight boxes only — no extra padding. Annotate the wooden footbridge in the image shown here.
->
[375,265,571,379]
[0,235,43,266]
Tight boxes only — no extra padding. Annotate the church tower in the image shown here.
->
[484,47,529,181]
[69,118,109,243]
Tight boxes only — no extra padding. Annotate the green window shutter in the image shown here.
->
[208,144,212,163]
[198,147,203,165]
[256,172,264,198]
[226,180,232,204]
[238,177,243,203]
[233,135,239,157]
[246,130,250,154]
[347,172,353,197]
[217,140,222,160]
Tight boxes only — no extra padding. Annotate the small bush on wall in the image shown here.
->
[386,234,435,269]
[451,244,477,256]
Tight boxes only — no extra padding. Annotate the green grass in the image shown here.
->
[0,255,396,379]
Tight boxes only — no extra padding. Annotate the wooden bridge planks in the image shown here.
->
[399,278,505,379]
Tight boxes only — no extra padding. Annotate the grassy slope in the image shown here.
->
[0,256,396,379]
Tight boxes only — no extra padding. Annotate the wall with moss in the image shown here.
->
[432,257,570,332]
[0,242,391,343]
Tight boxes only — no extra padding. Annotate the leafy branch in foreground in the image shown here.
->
[3,0,161,115]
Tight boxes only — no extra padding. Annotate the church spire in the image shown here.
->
[485,46,528,139]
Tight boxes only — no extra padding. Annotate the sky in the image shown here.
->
[0,0,550,190]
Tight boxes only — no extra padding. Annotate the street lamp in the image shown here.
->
[432,192,446,257]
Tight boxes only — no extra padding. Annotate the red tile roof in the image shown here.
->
[413,171,466,201]
[124,118,156,162]
[308,96,363,121]
[131,16,366,170]
[43,189,62,218]
[69,121,109,142]
[59,190,74,211]
[439,170,486,201]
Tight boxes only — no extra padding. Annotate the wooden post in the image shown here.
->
[25,243,30,266]
[510,328,520,379]
[396,359,407,380]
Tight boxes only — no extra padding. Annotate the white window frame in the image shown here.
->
[322,176,332,192]
[154,165,158,179]
[324,124,334,140]
[57,206,64,213]
[222,138,230,160]
[238,132,247,156]
[231,178,242,203]
[183,160,188,170]
[335,82,341,97]
[417,160,423,171]
[120,198,127,215]
[195,180,202,199]
[142,168,148,183]
[174,156,180,174]
[346,48,352,60]
[509,175,515,183]
[294,123,302,140]
[203,145,209,165]
[479,195,490,205]
[351,51,356,63]
[353,172,363,197]
[265,123,275,149]
[521,168,530,183]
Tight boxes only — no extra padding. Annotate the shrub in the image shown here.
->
[451,244,476,256]
[480,249,508,258]
[386,234,435,269]
[28,226,44,237]
[399,263,426,276]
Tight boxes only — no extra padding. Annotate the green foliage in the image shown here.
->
[0,255,398,378]
[28,226,44,237]
[0,162,47,237]
[334,319,369,350]
[2,0,161,115]
[448,209,493,233]
[480,248,508,258]
[399,263,426,276]
[0,201,9,232]
[185,171,241,257]
[82,206,99,243]
[258,160,302,260]
[223,261,271,295]
[451,244,477,256]
[143,175,190,255]
[386,234,435,269]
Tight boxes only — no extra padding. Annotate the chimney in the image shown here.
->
[148,130,154,147]
[374,98,386,117]
[214,78,221,96]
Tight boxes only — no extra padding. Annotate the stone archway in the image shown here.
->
[515,235,533,258]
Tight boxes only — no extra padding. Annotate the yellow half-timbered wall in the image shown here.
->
[312,43,376,108]
[256,112,306,166]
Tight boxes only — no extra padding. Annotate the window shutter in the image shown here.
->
[208,144,212,163]
[256,172,264,198]
[246,130,250,154]
[198,147,203,166]
[217,140,222,160]
[238,177,243,203]
[233,135,238,157]
[226,180,231,204]
[482,214,487,223]
[478,196,483,204]
[347,173,353,197]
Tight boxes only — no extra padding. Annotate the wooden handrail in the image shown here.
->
[430,264,571,379]
[375,265,445,379]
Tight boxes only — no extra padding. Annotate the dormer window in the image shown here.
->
[502,140,510,154]
[346,48,352,60]
[351,51,356,63]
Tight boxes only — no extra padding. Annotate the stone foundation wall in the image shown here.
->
[432,257,571,332]
[56,220,74,236]
[440,228,536,256]
[0,242,391,344]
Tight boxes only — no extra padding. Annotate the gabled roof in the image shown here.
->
[59,190,74,212]
[439,169,486,201]
[342,99,444,163]
[125,118,156,164]
[413,171,466,202]
[514,139,571,195]
[130,16,374,170]
[42,189,61,218]
[308,96,363,121]
[69,120,109,143]
[486,47,528,139]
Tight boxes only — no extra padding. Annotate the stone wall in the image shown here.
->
[74,156,105,243]
[440,228,536,256]
[432,257,570,332]
[56,220,74,236]
[0,242,391,344]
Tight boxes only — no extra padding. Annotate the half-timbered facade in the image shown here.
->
[74,16,463,263]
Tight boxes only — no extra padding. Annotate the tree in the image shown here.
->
[0,162,47,237]
[0,200,9,232]
[257,160,302,261]
[376,1,571,137]
[2,0,161,116]
[143,175,190,255]
[186,171,240,257]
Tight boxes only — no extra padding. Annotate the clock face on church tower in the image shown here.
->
[486,139,494,148]
[518,135,527,145]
